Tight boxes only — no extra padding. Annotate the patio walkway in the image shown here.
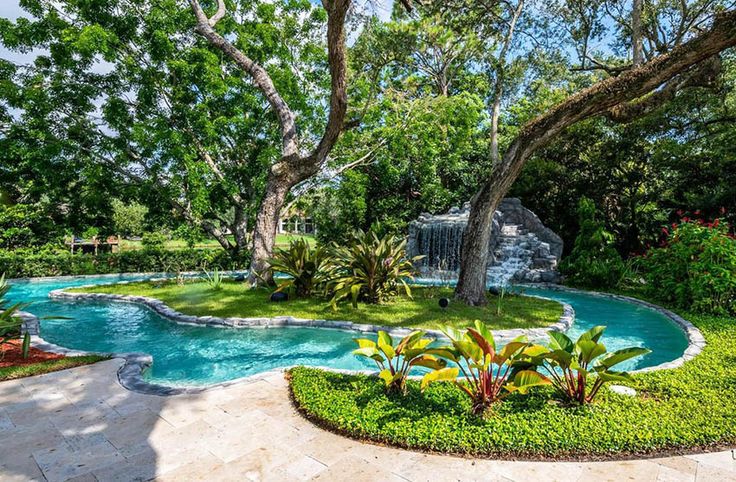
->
[1,359,734,482]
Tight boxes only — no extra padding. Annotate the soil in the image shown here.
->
[0,339,65,368]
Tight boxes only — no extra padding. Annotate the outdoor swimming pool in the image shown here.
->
[7,275,689,387]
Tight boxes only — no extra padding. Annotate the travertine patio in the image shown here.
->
[1,359,734,482]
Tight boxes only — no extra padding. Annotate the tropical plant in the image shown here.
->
[533,326,651,405]
[560,197,626,288]
[268,239,329,297]
[328,230,423,308]
[422,320,551,415]
[353,330,446,393]
[203,268,224,291]
[642,218,736,316]
[0,275,29,360]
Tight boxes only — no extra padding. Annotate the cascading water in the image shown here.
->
[407,199,563,285]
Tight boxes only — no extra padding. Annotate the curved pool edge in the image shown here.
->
[47,284,575,343]
[521,283,707,373]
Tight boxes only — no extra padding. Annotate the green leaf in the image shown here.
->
[596,347,651,369]
[506,370,551,394]
[421,367,459,390]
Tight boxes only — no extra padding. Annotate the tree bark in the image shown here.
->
[189,0,350,285]
[632,0,644,65]
[455,9,736,304]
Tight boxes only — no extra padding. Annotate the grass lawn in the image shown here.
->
[70,281,562,331]
[0,356,109,381]
[118,233,314,251]
[289,291,736,459]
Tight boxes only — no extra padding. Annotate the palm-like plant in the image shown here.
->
[0,275,30,359]
[534,326,651,405]
[328,230,422,308]
[353,330,446,393]
[422,320,551,415]
[268,239,329,297]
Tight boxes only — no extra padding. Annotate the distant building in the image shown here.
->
[278,207,315,235]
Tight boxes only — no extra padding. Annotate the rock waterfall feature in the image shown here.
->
[407,198,563,285]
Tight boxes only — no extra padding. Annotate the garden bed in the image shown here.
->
[288,296,736,460]
[69,281,563,332]
[0,340,108,381]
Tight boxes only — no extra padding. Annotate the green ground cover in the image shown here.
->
[289,292,736,458]
[118,233,314,251]
[71,282,562,331]
[0,355,109,381]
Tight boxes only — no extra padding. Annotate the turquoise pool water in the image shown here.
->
[7,275,688,387]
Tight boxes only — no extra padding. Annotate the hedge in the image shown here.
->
[0,249,248,278]
[289,304,736,459]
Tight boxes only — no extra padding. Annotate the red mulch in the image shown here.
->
[0,340,65,368]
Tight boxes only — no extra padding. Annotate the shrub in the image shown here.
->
[111,199,148,237]
[141,231,167,251]
[327,229,422,307]
[0,249,247,278]
[560,197,625,288]
[268,239,329,297]
[642,218,736,315]
[533,326,650,405]
[0,275,28,359]
[421,320,550,415]
[352,330,446,393]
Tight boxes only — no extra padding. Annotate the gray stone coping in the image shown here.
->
[20,282,570,395]
[47,284,575,343]
[520,283,707,373]
[20,282,703,395]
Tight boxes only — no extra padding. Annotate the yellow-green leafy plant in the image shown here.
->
[534,326,650,405]
[422,320,551,415]
[328,229,423,308]
[268,239,329,297]
[353,330,446,393]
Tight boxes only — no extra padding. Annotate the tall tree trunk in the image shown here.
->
[232,204,249,255]
[455,10,736,304]
[248,175,290,284]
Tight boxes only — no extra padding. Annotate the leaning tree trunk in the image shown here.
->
[454,10,736,305]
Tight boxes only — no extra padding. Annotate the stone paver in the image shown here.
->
[1,359,734,482]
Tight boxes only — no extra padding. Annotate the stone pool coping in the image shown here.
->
[521,283,707,372]
[46,282,575,343]
[16,279,703,396]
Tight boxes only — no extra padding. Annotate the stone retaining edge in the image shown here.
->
[521,283,707,373]
[47,284,575,343]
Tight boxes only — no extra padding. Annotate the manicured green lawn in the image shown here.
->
[118,233,314,251]
[289,292,736,458]
[71,281,562,331]
[0,355,109,382]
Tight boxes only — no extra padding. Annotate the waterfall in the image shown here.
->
[407,199,563,285]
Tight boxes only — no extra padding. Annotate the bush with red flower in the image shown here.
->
[642,215,736,316]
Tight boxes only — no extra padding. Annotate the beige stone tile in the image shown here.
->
[102,408,176,451]
[394,453,511,482]
[153,451,225,481]
[653,456,699,475]
[207,445,303,481]
[694,463,736,482]
[310,455,408,482]
[493,460,583,482]
[687,451,736,473]
[205,422,276,463]
[657,465,696,482]
[32,440,123,482]
[0,453,46,481]
[577,460,660,482]
[271,454,328,481]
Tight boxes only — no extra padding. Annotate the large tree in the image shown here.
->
[452,2,736,304]
[188,0,350,284]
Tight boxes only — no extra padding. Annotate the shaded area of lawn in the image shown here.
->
[118,233,314,251]
[288,295,736,458]
[71,281,562,331]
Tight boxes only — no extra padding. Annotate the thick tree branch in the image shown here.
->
[188,0,299,160]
